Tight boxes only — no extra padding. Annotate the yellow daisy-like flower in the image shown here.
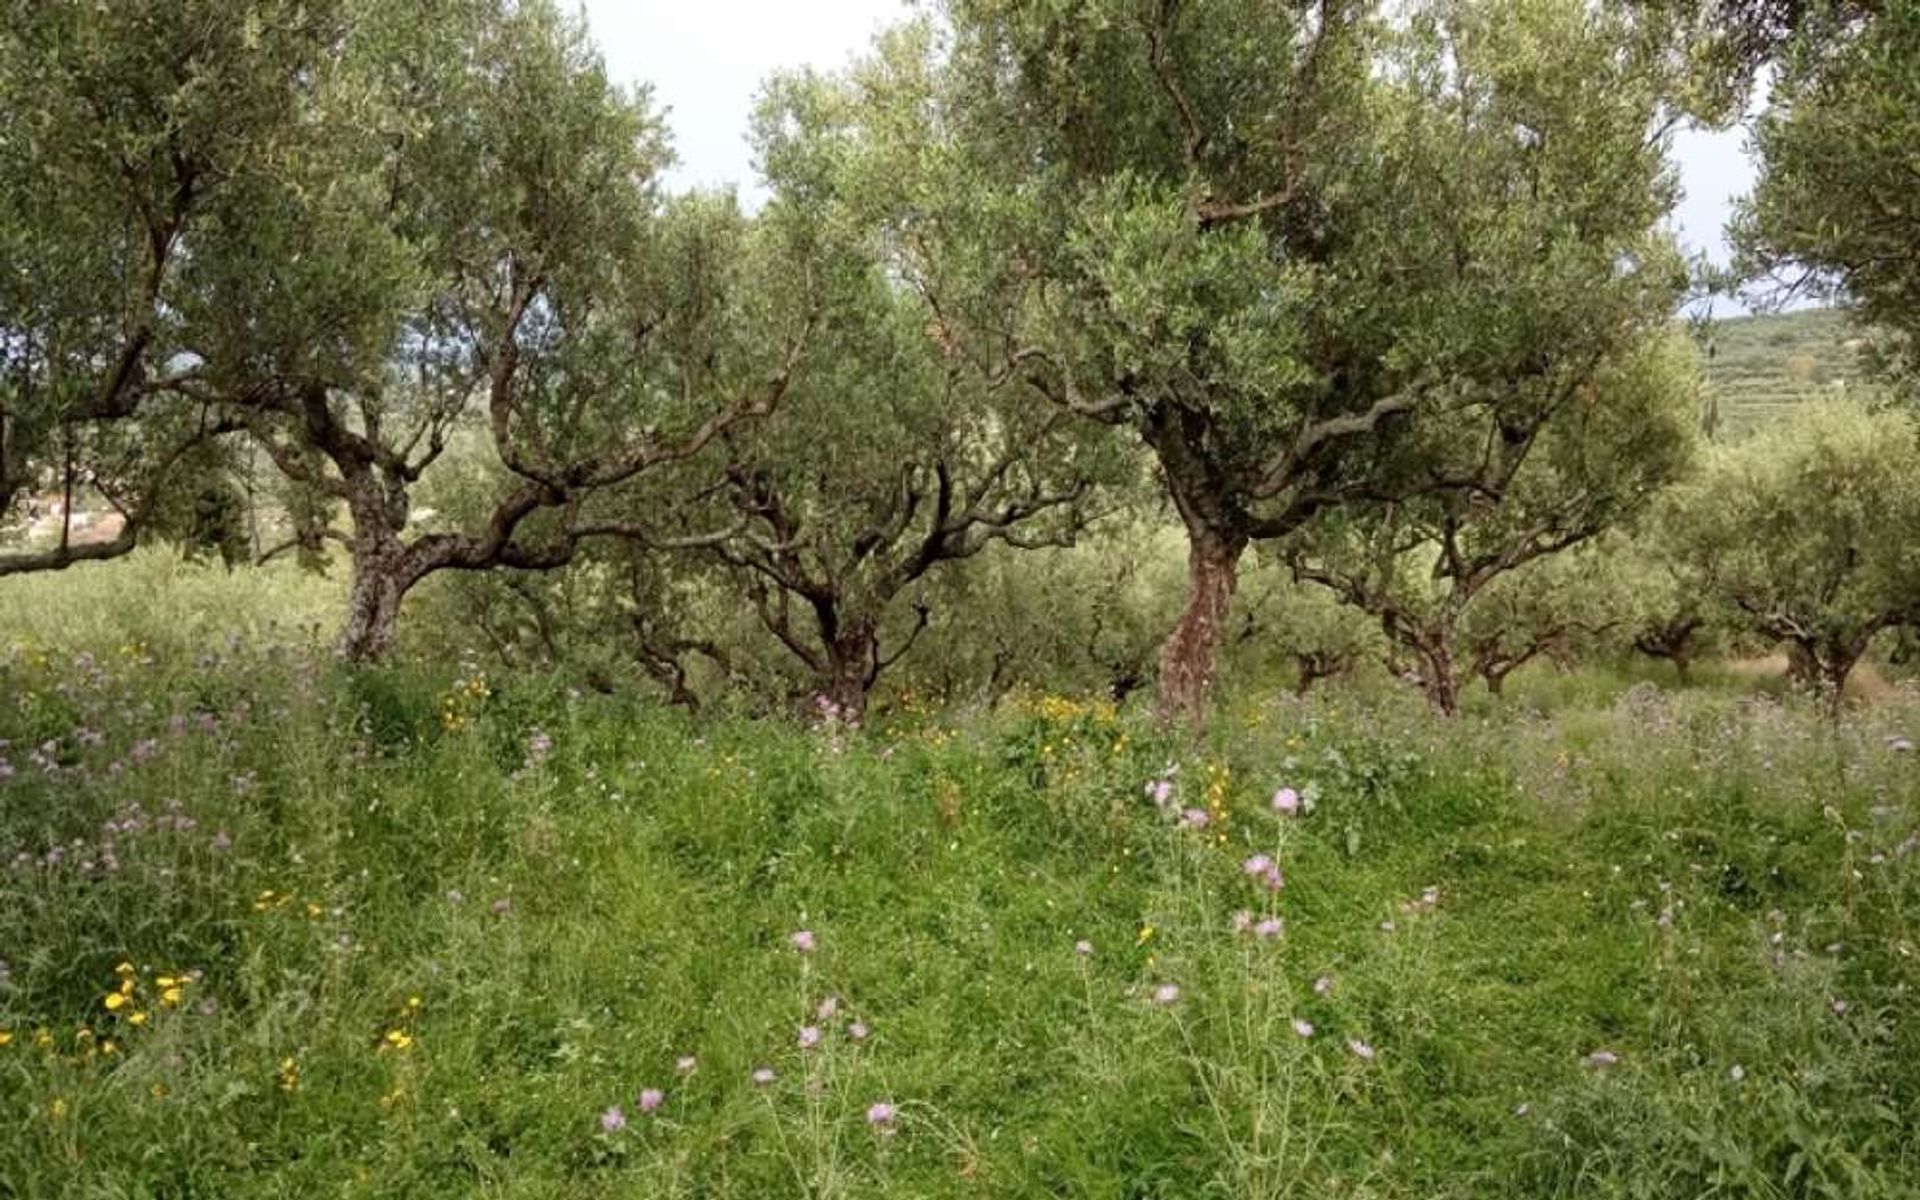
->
[406,996,422,1010]
[128,1011,149,1027]
[115,961,135,976]
[0,1030,13,1047]
[161,987,183,1006]
[33,1028,52,1049]
[156,975,178,989]
[101,1040,118,1056]
[49,1098,68,1119]
[104,993,128,1011]
[1137,924,1156,945]
[383,1029,413,1050]
[152,1083,167,1099]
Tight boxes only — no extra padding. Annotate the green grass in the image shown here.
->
[1,559,1917,1198]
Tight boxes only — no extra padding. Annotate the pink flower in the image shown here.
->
[1145,779,1174,809]
[798,1025,823,1050]
[600,1106,627,1132]
[1313,975,1334,996]
[675,1055,698,1075]
[1292,1018,1315,1038]
[790,930,816,954]
[638,1088,665,1112]
[751,1067,777,1086]
[1178,807,1210,830]
[1231,909,1254,933]
[1348,1038,1376,1061]
[1583,1049,1619,1068]
[1243,854,1274,877]
[1243,854,1284,891]
[816,995,840,1020]
[1253,917,1284,939]
[1831,998,1849,1015]
[847,1020,869,1041]
[866,1101,898,1133]
[1152,983,1181,1006]
[1073,939,1093,956]
[1272,787,1300,815]
[490,897,512,915]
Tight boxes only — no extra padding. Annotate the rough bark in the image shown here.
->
[1156,526,1249,727]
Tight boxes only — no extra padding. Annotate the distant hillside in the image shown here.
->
[1697,308,1882,438]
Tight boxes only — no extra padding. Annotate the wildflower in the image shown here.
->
[1254,917,1284,940]
[1380,920,1396,933]
[490,898,511,915]
[1145,779,1174,809]
[161,987,183,1006]
[0,1030,10,1047]
[638,1088,665,1113]
[1830,999,1849,1016]
[751,1067,777,1086]
[798,1025,822,1050]
[675,1055,698,1076]
[104,993,129,1011]
[128,1011,148,1026]
[1178,807,1210,830]
[1272,787,1301,815]
[1313,975,1334,996]
[1151,983,1181,1006]
[816,995,840,1020]
[847,1021,869,1041]
[790,929,816,954]
[1888,735,1914,753]
[211,829,233,852]
[600,1106,627,1133]
[279,1057,299,1093]
[1073,939,1093,956]
[866,1101,898,1133]
[1348,1038,1376,1061]
[1242,854,1284,891]
[1728,1064,1746,1082]
[50,1098,67,1119]
[1291,1018,1315,1038]
[1582,1049,1619,1068]
[1231,909,1254,934]
[384,1029,414,1050]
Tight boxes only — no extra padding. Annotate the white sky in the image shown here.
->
[578,0,1756,270]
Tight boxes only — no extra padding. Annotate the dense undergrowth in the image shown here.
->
[1,559,1916,1198]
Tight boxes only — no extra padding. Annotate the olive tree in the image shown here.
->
[827,0,1693,723]
[1287,336,1700,712]
[1676,399,1920,707]
[1735,0,1920,391]
[0,0,336,574]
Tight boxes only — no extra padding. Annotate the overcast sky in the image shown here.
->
[579,0,1756,270]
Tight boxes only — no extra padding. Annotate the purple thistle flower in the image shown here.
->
[1272,787,1300,815]
[675,1055,698,1076]
[1146,779,1174,809]
[1253,917,1284,939]
[1243,854,1274,877]
[1583,1049,1620,1068]
[1073,939,1093,956]
[751,1067,777,1086]
[816,995,840,1020]
[847,1020,869,1041]
[638,1088,665,1113]
[211,829,233,852]
[1313,975,1334,996]
[1348,1038,1376,1061]
[1292,1018,1315,1038]
[490,897,512,915]
[1178,807,1210,830]
[1151,983,1181,1006]
[600,1106,627,1133]
[866,1101,897,1133]
[798,1025,822,1050]
[1831,998,1849,1015]
[790,929,816,954]
[1231,909,1254,934]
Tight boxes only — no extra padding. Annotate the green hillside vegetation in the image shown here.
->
[1701,308,1885,437]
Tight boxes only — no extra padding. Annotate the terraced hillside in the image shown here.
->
[1701,307,1883,437]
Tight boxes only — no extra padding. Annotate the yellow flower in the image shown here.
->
[0,1030,12,1047]
[161,987,183,1006]
[406,996,422,1011]
[128,1011,148,1027]
[49,1098,67,1119]
[104,993,128,1010]
[156,975,178,988]
[101,1040,118,1056]
[34,1028,52,1048]
[383,1029,413,1050]
[1137,924,1156,945]
[152,1083,167,1099]
[115,961,135,976]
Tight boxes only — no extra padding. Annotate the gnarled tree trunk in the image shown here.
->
[1157,526,1248,727]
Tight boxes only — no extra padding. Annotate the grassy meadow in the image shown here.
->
[1,554,1917,1199]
